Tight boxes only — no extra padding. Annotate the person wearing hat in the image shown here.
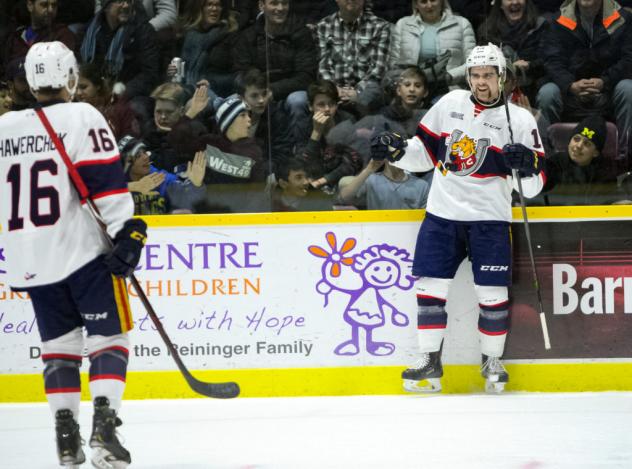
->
[166,94,268,212]
[5,56,36,111]
[0,87,10,116]
[119,135,207,214]
[80,0,160,99]
[542,115,618,205]
[169,94,265,186]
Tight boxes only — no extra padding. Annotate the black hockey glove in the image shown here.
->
[104,218,147,277]
[370,131,407,162]
[502,143,540,177]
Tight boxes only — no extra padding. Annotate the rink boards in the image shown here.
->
[1,207,632,401]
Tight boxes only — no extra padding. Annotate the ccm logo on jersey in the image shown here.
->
[480,265,509,272]
[82,312,109,321]
[483,122,501,130]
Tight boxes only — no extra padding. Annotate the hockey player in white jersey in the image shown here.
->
[371,43,546,394]
[0,42,146,467]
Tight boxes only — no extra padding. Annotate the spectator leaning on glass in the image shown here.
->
[337,154,431,210]
[389,0,475,96]
[272,158,319,211]
[119,135,207,214]
[536,0,632,161]
[317,0,391,115]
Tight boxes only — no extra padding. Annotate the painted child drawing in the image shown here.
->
[308,232,415,356]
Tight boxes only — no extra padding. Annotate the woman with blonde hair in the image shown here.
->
[171,0,239,96]
[389,0,475,97]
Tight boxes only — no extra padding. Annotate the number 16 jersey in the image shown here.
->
[0,101,133,288]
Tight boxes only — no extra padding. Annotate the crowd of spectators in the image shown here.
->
[1,0,632,213]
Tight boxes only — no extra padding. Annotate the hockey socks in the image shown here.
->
[416,295,448,352]
[88,345,128,413]
[42,328,84,416]
[478,301,509,357]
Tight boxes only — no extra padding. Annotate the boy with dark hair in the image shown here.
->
[235,68,294,173]
[297,79,361,191]
[295,78,354,148]
[543,115,618,205]
[272,158,333,211]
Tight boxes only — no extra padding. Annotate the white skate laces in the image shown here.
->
[481,356,509,393]
[411,353,431,370]
[482,356,505,376]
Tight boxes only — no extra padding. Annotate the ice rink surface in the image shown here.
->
[1,392,631,469]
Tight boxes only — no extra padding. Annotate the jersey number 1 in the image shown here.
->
[6,160,61,231]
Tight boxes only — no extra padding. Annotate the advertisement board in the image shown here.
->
[1,208,631,399]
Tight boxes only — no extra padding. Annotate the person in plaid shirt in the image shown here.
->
[317,0,390,115]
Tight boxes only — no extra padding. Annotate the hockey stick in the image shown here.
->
[35,107,240,398]
[502,96,552,350]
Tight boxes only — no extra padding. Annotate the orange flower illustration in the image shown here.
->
[308,232,356,277]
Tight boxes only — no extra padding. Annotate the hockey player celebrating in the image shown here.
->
[371,43,545,393]
[0,42,145,467]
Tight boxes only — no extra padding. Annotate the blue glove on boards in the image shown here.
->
[502,143,540,177]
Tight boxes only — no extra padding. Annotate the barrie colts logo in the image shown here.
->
[446,130,490,176]
[450,111,464,120]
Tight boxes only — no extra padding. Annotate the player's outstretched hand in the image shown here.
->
[370,131,407,162]
[502,143,540,177]
[104,219,148,277]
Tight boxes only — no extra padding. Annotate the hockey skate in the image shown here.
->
[55,409,85,468]
[402,351,443,393]
[89,397,131,469]
[481,355,509,393]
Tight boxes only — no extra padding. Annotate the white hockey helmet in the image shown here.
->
[25,41,79,96]
[466,43,506,79]
[466,43,506,105]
